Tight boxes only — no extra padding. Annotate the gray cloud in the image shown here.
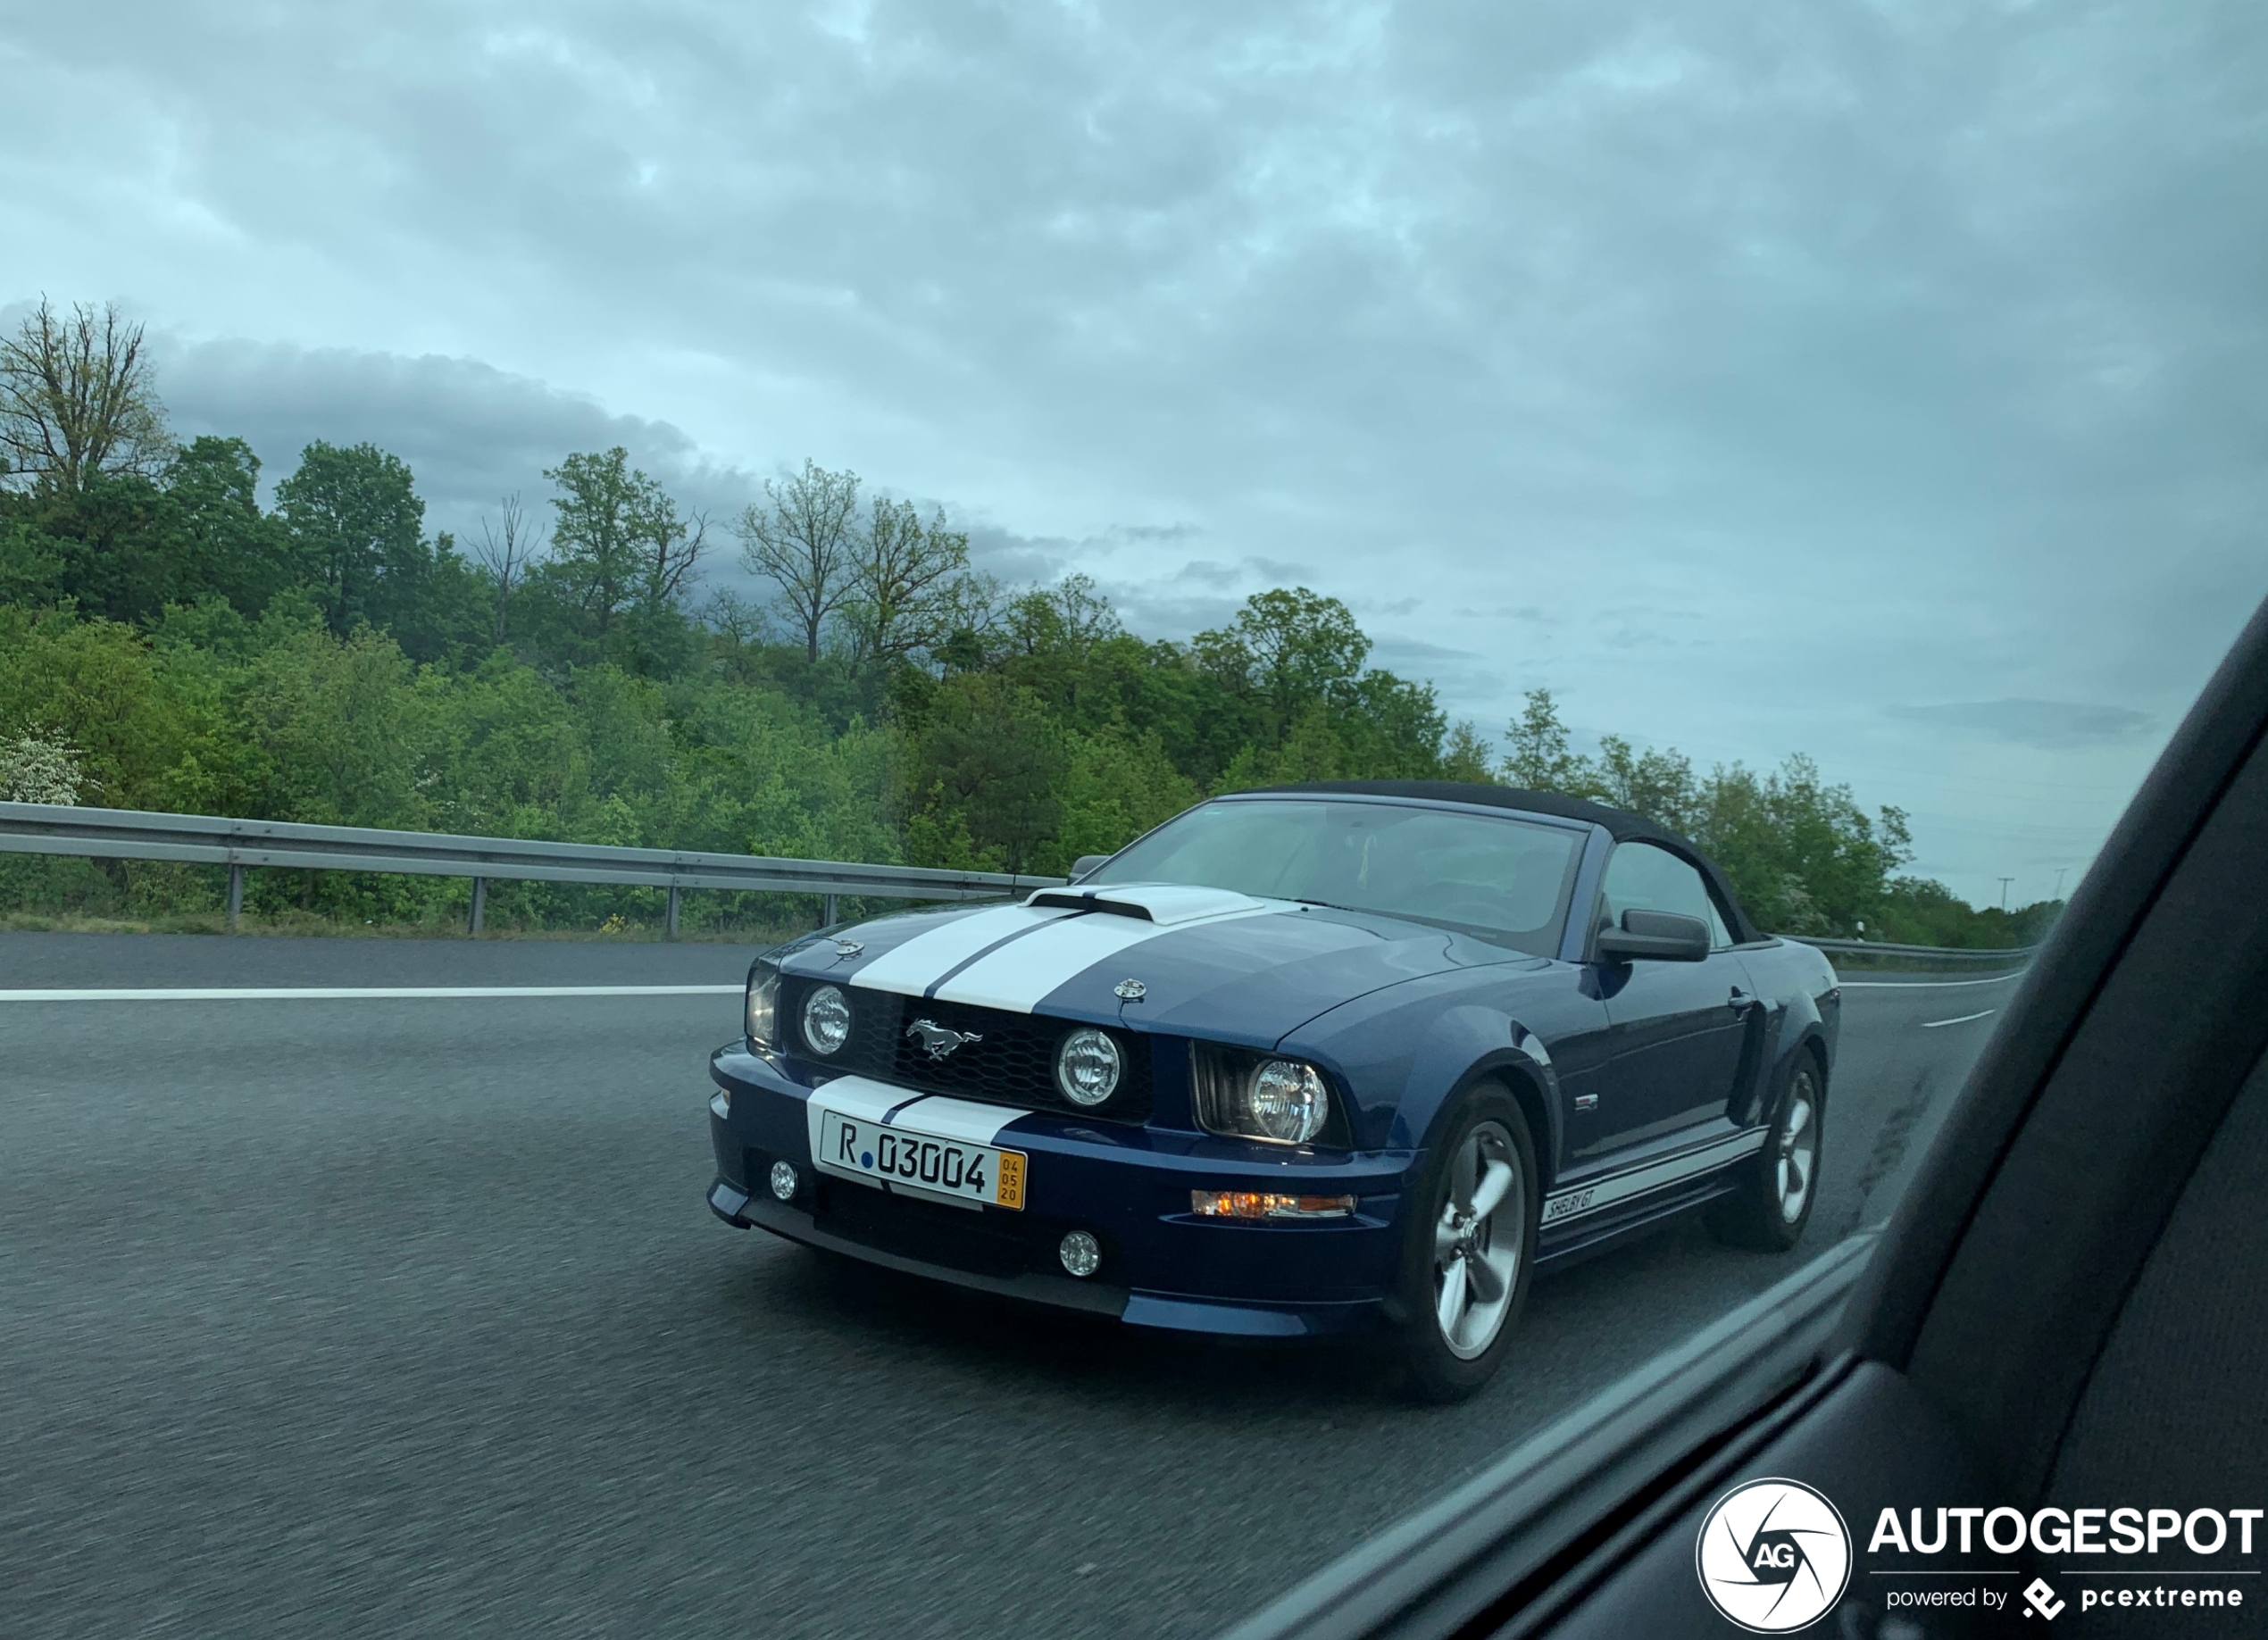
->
[145,332,758,545]
[1888,699,2157,753]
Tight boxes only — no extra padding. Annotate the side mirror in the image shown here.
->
[1069,853,1111,882]
[1596,909,1710,963]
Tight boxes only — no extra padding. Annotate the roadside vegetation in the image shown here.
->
[0,299,2056,947]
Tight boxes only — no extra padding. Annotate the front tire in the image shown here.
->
[1392,1086,1538,1403]
[1705,1055,1823,1252]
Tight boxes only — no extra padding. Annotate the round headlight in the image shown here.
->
[1055,1028,1122,1107]
[801,985,852,1055]
[1244,1059,1330,1144]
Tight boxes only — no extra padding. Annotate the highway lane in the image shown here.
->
[0,934,2014,1640]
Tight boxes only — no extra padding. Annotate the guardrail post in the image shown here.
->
[665,885,680,940]
[227,863,244,930]
[470,876,486,936]
[823,893,838,927]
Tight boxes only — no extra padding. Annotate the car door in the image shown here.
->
[1588,841,1755,1151]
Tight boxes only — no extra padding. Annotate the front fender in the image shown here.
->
[1736,942,1838,1126]
[1278,967,1578,1190]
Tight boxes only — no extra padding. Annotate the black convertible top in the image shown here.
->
[1249,779,1765,945]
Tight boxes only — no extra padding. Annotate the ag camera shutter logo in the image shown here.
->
[1696,1478,1853,1632]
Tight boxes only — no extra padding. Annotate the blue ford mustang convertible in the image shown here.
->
[705,780,1839,1400]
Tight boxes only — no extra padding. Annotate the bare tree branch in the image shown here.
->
[472,492,548,646]
[842,496,971,669]
[733,460,860,662]
[0,297,174,495]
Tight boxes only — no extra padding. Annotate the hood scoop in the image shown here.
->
[1024,883,1268,926]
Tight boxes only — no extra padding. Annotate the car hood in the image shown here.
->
[779,882,1538,1048]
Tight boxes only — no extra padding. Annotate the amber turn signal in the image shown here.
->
[1190,1190,1356,1220]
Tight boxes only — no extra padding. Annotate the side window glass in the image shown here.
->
[1597,843,1718,939]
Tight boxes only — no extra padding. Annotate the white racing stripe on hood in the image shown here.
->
[804,1073,913,1170]
[933,901,1283,1013]
[848,903,1073,999]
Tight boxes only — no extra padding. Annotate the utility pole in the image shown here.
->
[2054,868,2068,900]
[1998,877,2014,912]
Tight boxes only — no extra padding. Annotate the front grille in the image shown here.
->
[784,979,1153,1123]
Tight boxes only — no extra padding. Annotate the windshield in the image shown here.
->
[1092,798,1585,953]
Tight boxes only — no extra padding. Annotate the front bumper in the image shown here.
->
[706,1042,1415,1339]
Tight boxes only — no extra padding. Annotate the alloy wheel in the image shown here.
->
[1433,1120,1524,1360]
[1777,1073,1819,1225]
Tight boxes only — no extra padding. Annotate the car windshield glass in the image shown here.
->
[1089,798,1585,953]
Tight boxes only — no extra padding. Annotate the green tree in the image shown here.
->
[240,622,426,828]
[1589,734,1700,833]
[276,441,431,640]
[904,671,1067,875]
[159,437,299,619]
[1502,687,1588,792]
[1195,587,1370,745]
[543,446,698,653]
[840,495,971,672]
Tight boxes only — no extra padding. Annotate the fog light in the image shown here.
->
[1191,1190,1357,1220]
[769,1161,799,1201]
[1058,1230,1102,1278]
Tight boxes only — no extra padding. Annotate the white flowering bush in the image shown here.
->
[0,728,85,805]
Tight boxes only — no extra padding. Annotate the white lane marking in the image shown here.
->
[933,900,1280,1012]
[1839,972,2026,989]
[1921,1009,1997,1029]
[849,903,1070,999]
[0,985,742,1002]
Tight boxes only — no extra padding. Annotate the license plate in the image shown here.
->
[817,1111,1026,1211]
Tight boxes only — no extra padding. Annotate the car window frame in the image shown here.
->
[1587,838,1742,956]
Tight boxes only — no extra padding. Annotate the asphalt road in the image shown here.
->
[0,933,2016,1640]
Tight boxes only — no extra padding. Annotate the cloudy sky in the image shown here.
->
[5,0,2263,906]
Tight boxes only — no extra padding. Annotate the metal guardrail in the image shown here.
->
[0,801,1068,934]
[0,800,2045,958]
[1781,934,2036,966]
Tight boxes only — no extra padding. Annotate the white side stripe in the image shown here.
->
[1838,972,2025,989]
[1539,1127,1769,1228]
[0,985,742,1003]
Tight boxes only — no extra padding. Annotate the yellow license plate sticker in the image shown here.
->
[995,1149,1027,1211]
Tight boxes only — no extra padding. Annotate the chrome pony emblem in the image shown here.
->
[906,1019,983,1060]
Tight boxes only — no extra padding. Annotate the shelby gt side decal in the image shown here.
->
[1540,1126,1772,1227]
